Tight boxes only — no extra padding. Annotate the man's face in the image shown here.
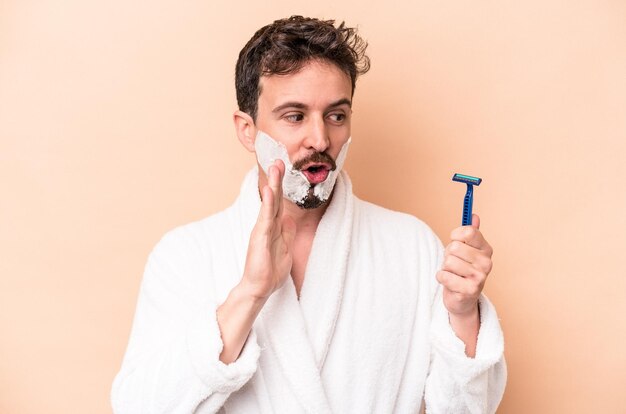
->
[254,59,352,208]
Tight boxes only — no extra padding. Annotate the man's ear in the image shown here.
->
[233,110,257,152]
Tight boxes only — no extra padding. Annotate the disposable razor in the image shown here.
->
[452,173,482,226]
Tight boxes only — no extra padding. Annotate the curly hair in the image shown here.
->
[235,16,370,121]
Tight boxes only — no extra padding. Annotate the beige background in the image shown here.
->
[1,0,625,413]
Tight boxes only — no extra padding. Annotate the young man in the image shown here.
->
[112,16,506,413]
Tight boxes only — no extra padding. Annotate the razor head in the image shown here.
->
[452,173,482,186]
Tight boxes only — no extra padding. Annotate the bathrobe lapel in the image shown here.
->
[233,168,353,413]
[257,278,332,413]
[298,171,353,370]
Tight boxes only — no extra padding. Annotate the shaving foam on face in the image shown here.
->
[254,130,351,205]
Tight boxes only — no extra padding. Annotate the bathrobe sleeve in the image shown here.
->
[111,228,261,414]
[424,236,507,414]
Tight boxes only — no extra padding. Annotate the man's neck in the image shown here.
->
[279,193,331,299]
[282,197,329,233]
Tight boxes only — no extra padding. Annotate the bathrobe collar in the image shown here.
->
[234,166,354,414]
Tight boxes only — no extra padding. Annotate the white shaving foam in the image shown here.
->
[254,130,351,204]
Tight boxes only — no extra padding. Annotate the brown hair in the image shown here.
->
[235,15,370,121]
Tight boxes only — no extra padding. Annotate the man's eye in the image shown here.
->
[285,114,304,122]
[328,113,346,122]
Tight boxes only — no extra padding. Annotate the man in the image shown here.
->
[112,16,506,413]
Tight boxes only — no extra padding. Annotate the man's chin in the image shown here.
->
[295,194,326,210]
[294,186,328,210]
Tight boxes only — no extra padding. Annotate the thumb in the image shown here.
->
[281,215,297,248]
[471,213,480,229]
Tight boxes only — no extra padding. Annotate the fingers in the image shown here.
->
[471,213,480,229]
[258,161,285,233]
[441,254,488,282]
[445,241,493,273]
[273,160,285,218]
[440,214,491,317]
[436,270,483,297]
[450,215,492,254]
[266,160,285,216]
[259,184,275,225]
[441,212,491,302]
[267,160,285,193]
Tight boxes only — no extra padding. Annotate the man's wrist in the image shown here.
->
[449,302,480,324]
[233,281,269,310]
[216,282,268,364]
[448,302,480,358]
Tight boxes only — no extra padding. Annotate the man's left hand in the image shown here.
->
[436,214,493,318]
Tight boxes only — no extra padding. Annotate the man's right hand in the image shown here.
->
[216,160,296,364]
[240,159,297,300]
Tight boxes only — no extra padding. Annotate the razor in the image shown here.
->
[452,173,482,226]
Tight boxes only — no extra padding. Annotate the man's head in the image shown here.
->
[235,15,370,122]
[234,16,369,209]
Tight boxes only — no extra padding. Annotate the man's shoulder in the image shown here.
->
[150,205,238,256]
[149,169,258,259]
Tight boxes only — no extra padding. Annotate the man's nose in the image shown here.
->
[304,117,330,152]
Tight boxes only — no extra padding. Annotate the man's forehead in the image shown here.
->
[257,62,352,109]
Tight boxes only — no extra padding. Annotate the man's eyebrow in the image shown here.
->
[271,98,352,114]
[326,98,352,109]
[272,102,308,113]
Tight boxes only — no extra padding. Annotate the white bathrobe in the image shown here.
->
[111,168,506,414]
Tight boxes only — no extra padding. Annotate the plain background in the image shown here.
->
[1,0,625,412]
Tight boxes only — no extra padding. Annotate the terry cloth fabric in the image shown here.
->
[111,167,507,414]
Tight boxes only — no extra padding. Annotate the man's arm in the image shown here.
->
[425,291,507,414]
[112,161,294,413]
[216,284,267,363]
[217,160,296,364]
[436,214,492,357]
[111,230,262,414]
[448,307,480,357]
[424,213,506,413]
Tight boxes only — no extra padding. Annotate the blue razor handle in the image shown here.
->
[452,173,482,226]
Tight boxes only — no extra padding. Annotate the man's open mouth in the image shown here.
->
[301,163,332,184]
